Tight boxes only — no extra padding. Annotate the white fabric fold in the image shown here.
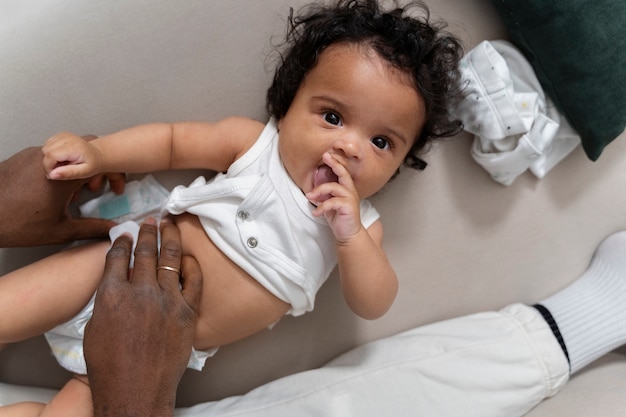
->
[451,40,580,186]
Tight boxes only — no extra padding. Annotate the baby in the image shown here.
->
[0,0,463,416]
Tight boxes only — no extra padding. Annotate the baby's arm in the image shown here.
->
[42,117,263,180]
[335,220,398,320]
[307,153,397,320]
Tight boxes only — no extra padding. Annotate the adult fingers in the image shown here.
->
[131,219,159,285]
[156,218,183,291]
[64,217,117,241]
[100,234,134,289]
[85,173,126,194]
[107,172,127,194]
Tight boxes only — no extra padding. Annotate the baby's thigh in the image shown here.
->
[0,241,109,342]
[0,401,45,417]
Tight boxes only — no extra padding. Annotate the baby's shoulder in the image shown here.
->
[218,116,265,141]
[214,116,266,159]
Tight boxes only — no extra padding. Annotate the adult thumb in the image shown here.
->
[64,217,117,241]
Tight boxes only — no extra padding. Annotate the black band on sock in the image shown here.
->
[533,304,570,367]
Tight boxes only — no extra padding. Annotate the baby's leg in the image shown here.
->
[0,376,94,417]
[0,241,109,343]
[0,401,45,417]
[39,376,93,417]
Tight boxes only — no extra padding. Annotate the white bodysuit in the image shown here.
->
[45,119,380,373]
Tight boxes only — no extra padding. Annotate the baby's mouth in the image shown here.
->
[313,164,338,188]
[311,164,338,204]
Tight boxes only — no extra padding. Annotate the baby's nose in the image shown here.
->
[333,134,363,159]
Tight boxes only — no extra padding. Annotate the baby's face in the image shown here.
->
[278,42,425,200]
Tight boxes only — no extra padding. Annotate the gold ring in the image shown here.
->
[156,265,181,276]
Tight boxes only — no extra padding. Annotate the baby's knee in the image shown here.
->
[44,375,93,416]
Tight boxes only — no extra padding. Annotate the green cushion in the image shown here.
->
[491,0,626,160]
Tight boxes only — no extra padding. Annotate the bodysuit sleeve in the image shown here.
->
[360,199,380,229]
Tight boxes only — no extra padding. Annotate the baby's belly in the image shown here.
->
[174,213,290,350]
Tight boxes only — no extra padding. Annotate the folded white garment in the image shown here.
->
[450,40,580,186]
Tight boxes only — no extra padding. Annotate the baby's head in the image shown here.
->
[267,0,464,172]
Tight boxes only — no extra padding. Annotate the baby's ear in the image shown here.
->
[406,154,427,171]
[276,117,283,132]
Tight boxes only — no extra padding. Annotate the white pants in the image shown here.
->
[175,304,569,417]
[0,304,569,417]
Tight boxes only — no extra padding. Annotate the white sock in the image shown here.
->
[538,231,626,374]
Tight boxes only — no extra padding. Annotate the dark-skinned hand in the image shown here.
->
[84,219,202,417]
[0,141,124,247]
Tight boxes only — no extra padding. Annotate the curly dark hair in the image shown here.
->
[266,0,464,171]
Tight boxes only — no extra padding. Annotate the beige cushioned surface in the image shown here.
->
[1,0,626,414]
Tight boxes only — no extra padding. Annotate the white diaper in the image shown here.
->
[80,174,170,222]
[44,220,217,375]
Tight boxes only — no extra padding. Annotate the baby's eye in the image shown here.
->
[323,112,342,126]
[371,136,391,150]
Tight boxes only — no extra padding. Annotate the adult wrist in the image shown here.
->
[91,386,176,417]
[92,398,175,417]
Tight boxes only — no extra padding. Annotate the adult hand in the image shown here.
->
[0,143,123,248]
[84,219,203,417]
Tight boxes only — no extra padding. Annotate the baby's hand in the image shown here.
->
[306,152,363,243]
[42,132,103,180]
